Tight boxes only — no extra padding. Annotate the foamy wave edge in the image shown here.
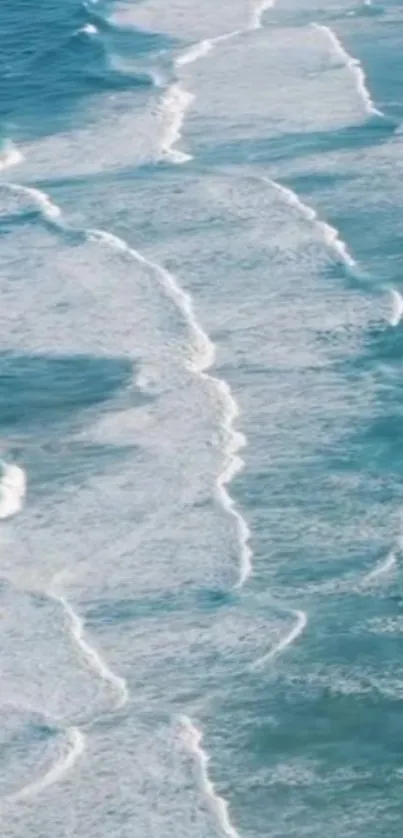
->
[260,175,357,271]
[312,23,383,118]
[2,727,85,805]
[87,227,252,587]
[49,573,129,711]
[180,715,241,838]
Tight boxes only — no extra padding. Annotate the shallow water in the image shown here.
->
[1,1,403,836]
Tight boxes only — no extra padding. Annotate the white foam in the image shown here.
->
[389,289,403,326]
[88,228,214,370]
[214,380,251,588]
[88,228,252,587]
[88,229,129,252]
[261,176,357,270]
[180,716,241,838]
[176,32,240,67]
[49,576,129,710]
[0,463,26,520]
[159,83,194,164]
[169,31,241,166]
[249,0,276,30]
[176,39,215,67]
[362,550,396,585]
[7,184,62,224]
[250,609,307,670]
[79,23,98,35]
[4,727,85,803]
[312,23,383,118]
[0,140,24,172]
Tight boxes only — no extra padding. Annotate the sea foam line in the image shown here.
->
[249,0,276,30]
[159,83,194,164]
[176,39,215,67]
[88,228,252,587]
[49,576,129,710]
[176,31,241,68]
[162,31,240,163]
[6,183,62,225]
[250,608,307,670]
[3,727,85,804]
[260,175,357,271]
[312,23,383,117]
[180,715,241,838]
[361,550,397,585]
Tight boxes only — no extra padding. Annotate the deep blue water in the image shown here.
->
[1,1,403,836]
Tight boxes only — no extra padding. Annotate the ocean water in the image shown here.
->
[1,0,403,835]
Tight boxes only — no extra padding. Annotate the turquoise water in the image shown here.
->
[1,1,403,836]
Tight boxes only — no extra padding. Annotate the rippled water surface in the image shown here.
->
[1,1,403,836]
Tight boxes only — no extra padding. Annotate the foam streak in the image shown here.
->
[0,462,26,520]
[312,23,383,117]
[88,228,252,587]
[176,32,240,67]
[260,176,357,270]
[389,289,403,327]
[362,550,396,585]
[250,609,307,670]
[7,183,62,225]
[249,0,276,30]
[159,83,194,164]
[4,727,85,804]
[50,578,129,710]
[181,716,241,838]
[0,141,24,172]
